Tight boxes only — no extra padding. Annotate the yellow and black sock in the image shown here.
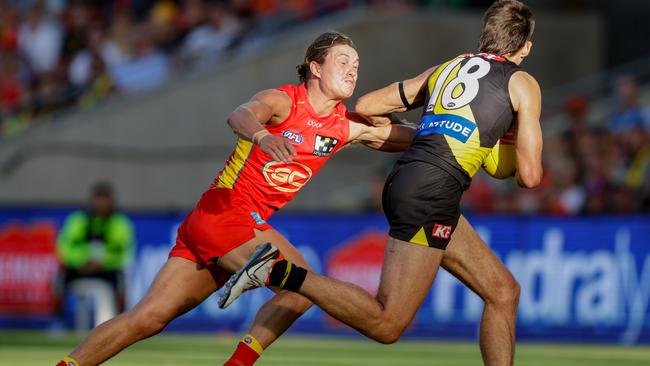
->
[268,259,307,292]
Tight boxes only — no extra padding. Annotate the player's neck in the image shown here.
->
[505,54,524,65]
[305,83,339,117]
[505,44,531,65]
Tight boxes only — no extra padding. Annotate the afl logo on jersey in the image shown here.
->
[282,130,304,145]
[262,161,313,193]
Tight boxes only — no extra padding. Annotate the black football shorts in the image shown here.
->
[382,160,463,250]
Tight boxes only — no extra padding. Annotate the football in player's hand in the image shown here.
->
[483,138,516,179]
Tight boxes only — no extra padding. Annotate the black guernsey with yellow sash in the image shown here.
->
[383,53,520,249]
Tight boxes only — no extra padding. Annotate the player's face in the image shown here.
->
[318,45,359,99]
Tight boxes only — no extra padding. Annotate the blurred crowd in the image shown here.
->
[0,0,526,138]
[0,0,403,137]
[464,75,650,215]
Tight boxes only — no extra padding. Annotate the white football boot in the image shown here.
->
[218,242,281,309]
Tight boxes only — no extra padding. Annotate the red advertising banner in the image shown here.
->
[327,230,387,296]
[0,222,60,315]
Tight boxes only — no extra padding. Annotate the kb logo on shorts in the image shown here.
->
[313,135,339,157]
[432,224,452,239]
[262,161,313,193]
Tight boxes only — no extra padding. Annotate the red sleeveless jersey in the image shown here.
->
[211,83,350,219]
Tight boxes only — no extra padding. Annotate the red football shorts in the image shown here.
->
[169,188,271,288]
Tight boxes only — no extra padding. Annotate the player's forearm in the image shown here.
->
[227,106,268,142]
[363,113,404,127]
[362,124,416,152]
[514,123,542,188]
[355,83,407,117]
[357,66,436,119]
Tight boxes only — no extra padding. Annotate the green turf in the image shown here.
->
[2,330,649,365]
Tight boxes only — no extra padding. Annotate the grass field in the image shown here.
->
[2,330,650,366]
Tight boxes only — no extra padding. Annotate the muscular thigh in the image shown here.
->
[441,215,512,299]
[132,257,219,320]
[376,237,444,326]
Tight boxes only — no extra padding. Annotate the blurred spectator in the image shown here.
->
[57,182,135,326]
[30,70,73,115]
[148,0,180,52]
[0,5,20,52]
[109,25,170,93]
[176,0,208,41]
[619,126,650,210]
[68,26,114,110]
[0,52,26,118]
[104,13,135,68]
[17,3,64,76]
[180,1,240,69]
[562,95,590,144]
[542,157,586,215]
[61,1,94,61]
[609,75,648,134]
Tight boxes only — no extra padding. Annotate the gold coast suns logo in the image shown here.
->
[262,161,313,193]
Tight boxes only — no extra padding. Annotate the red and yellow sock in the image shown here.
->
[56,356,80,366]
[223,334,264,366]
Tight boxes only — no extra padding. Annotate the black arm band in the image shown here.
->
[398,81,413,110]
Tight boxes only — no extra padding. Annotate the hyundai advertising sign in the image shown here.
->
[0,209,648,344]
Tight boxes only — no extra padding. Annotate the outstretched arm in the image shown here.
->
[347,112,416,152]
[227,89,297,162]
[354,65,437,123]
[509,71,543,188]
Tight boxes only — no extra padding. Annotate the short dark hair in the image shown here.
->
[296,31,356,83]
[91,181,113,198]
[478,0,535,55]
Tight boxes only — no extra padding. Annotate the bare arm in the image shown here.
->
[347,112,416,152]
[509,71,543,188]
[355,65,437,122]
[227,89,291,139]
[227,89,297,162]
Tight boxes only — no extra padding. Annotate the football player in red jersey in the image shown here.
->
[56,32,416,366]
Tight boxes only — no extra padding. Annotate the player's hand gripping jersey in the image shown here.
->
[170,83,349,273]
[401,53,521,187]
